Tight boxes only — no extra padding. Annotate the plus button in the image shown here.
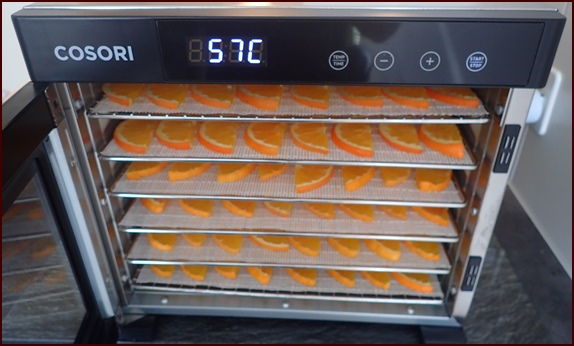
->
[420,51,441,72]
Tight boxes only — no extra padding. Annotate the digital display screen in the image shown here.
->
[186,37,267,66]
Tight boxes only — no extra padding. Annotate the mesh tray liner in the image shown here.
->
[135,265,444,300]
[121,201,458,239]
[111,164,465,207]
[100,123,476,169]
[2,236,63,274]
[127,234,451,273]
[2,267,76,305]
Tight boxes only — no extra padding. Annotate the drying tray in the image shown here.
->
[2,209,52,240]
[100,123,477,170]
[2,267,75,306]
[134,265,444,304]
[126,234,451,274]
[2,236,63,275]
[110,164,466,208]
[120,201,459,242]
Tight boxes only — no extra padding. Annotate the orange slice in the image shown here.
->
[155,120,195,150]
[377,205,408,220]
[248,235,290,252]
[262,201,292,218]
[221,200,256,218]
[181,233,207,247]
[378,124,424,154]
[197,121,240,154]
[213,234,243,254]
[181,265,208,281]
[178,199,213,218]
[102,83,145,107]
[147,233,177,251]
[113,120,158,154]
[168,162,212,182]
[290,85,330,110]
[237,84,283,111]
[364,239,401,261]
[288,236,321,257]
[380,87,430,109]
[331,123,373,158]
[379,167,411,187]
[150,265,176,278]
[411,206,450,226]
[217,163,256,182]
[258,163,288,181]
[403,241,441,261]
[141,198,169,214]
[244,122,287,156]
[215,266,240,279]
[326,269,355,287]
[338,204,374,223]
[415,169,452,192]
[189,84,236,109]
[285,268,316,287]
[289,123,329,155]
[145,84,188,110]
[125,161,169,180]
[360,271,391,290]
[418,124,465,159]
[294,164,334,193]
[247,267,273,285]
[426,87,480,108]
[341,166,375,192]
[302,203,335,219]
[327,238,360,258]
[336,86,384,107]
[391,272,433,293]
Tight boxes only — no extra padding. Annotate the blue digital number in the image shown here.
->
[208,38,223,63]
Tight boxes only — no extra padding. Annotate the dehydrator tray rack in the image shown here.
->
[133,265,444,304]
[120,201,459,242]
[100,123,477,170]
[127,234,451,274]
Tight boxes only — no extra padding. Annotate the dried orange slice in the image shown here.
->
[338,204,374,223]
[418,124,465,159]
[237,84,283,111]
[262,201,292,218]
[379,167,411,187]
[360,271,391,290]
[113,120,158,154]
[303,203,335,219]
[181,265,208,281]
[181,233,207,247]
[327,238,360,258]
[415,169,452,192]
[377,205,408,220]
[403,241,441,261]
[248,235,290,252]
[141,198,169,214]
[391,272,433,293]
[244,122,287,156]
[290,85,330,110]
[150,265,176,278]
[155,120,195,150]
[145,84,188,110]
[247,267,273,285]
[411,206,450,226]
[197,121,240,154]
[178,199,213,218]
[342,166,375,192]
[289,123,329,155]
[336,86,384,107]
[125,162,169,180]
[378,124,424,154]
[147,233,177,251]
[380,87,430,109]
[102,83,145,107]
[213,234,243,254]
[294,164,334,193]
[426,87,480,108]
[215,266,240,279]
[258,164,288,181]
[332,123,373,158]
[189,84,236,109]
[285,268,316,287]
[326,269,355,287]
[364,239,401,261]
[288,236,321,257]
[217,163,256,182]
[221,200,256,218]
[168,162,212,182]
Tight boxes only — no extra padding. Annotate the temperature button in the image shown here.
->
[374,51,395,71]
[466,52,488,72]
[329,50,349,70]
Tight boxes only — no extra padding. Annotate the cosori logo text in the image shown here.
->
[54,45,134,61]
